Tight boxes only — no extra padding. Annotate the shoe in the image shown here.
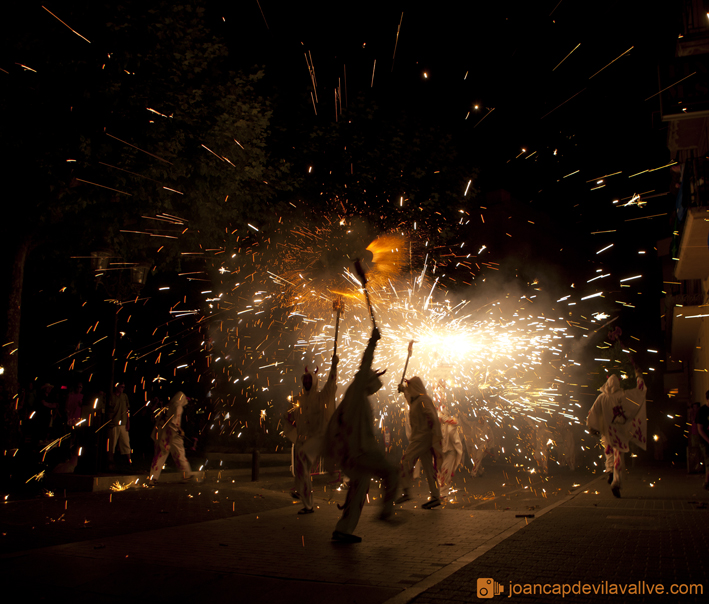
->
[611,486,621,499]
[395,493,411,505]
[290,490,300,500]
[145,479,158,487]
[332,531,362,543]
[297,507,314,515]
[422,497,441,509]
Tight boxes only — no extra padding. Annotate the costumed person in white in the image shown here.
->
[587,371,647,498]
[108,382,131,469]
[459,413,493,477]
[433,381,463,497]
[324,328,398,543]
[288,354,339,514]
[558,421,576,471]
[396,376,443,509]
[526,417,551,475]
[148,392,193,484]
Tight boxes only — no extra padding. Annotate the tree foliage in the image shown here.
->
[0,1,290,393]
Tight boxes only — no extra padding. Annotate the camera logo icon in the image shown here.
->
[477,578,504,599]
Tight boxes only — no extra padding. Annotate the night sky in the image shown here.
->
[217,0,680,276]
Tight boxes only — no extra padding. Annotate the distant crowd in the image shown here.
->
[0,378,198,479]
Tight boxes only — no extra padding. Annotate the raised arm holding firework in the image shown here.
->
[354,259,377,329]
[289,350,339,514]
[400,340,414,386]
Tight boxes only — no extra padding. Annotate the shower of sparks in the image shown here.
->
[182,209,633,477]
[20,3,668,486]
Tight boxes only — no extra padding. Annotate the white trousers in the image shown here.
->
[109,426,131,455]
[293,441,314,510]
[150,430,191,480]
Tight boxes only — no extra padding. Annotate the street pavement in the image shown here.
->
[1,459,708,603]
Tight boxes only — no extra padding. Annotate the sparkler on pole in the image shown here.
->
[333,296,344,356]
[400,340,414,386]
[353,259,377,329]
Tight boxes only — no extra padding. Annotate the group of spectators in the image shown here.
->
[3,379,105,451]
[0,377,200,480]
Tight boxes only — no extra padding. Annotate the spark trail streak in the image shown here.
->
[42,6,91,43]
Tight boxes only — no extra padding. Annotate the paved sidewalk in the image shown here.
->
[411,463,709,604]
[1,461,707,603]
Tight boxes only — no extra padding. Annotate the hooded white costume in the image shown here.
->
[108,386,131,462]
[587,374,647,495]
[398,377,443,505]
[559,422,576,471]
[525,417,551,475]
[436,402,463,496]
[149,392,192,482]
[432,382,463,496]
[324,329,398,541]
[459,414,494,477]
[289,357,338,512]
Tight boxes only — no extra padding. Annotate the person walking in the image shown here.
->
[108,382,131,469]
[396,376,443,509]
[587,371,647,498]
[148,391,193,484]
[289,354,339,514]
[433,381,463,497]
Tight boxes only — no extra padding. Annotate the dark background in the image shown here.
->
[0,1,686,464]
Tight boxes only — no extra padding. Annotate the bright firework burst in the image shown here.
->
[203,210,587,472]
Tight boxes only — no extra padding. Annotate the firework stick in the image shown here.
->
[333,296,343,356]
[353,259,377,329]
[590,315,618,335]
[400,340,414,385]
